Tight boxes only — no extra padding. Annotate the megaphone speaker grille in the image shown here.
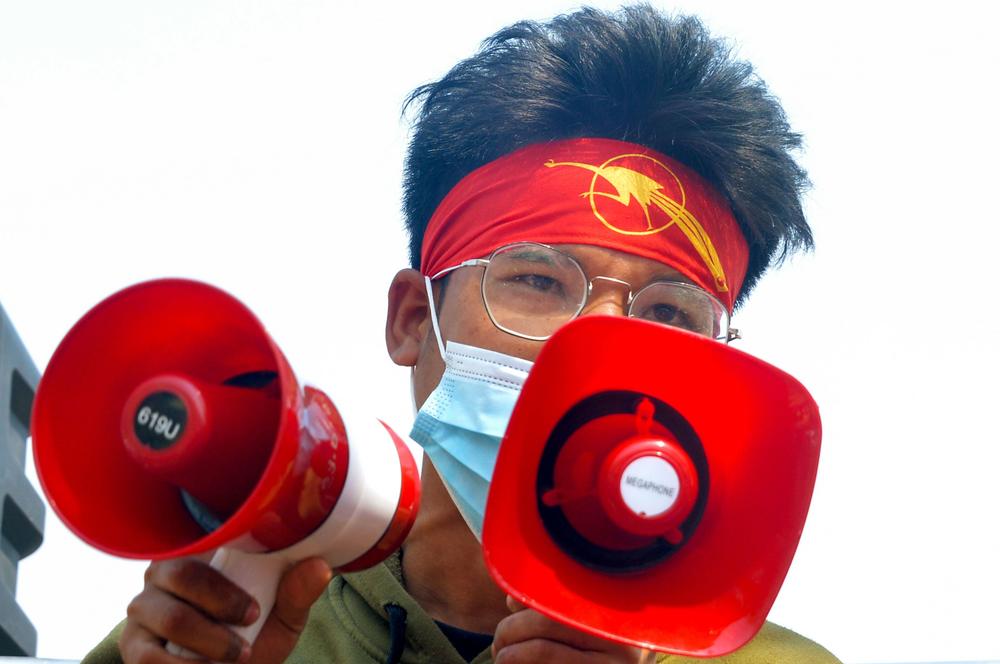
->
[536,390,708,573]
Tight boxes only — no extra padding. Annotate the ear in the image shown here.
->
[386,268,430,367]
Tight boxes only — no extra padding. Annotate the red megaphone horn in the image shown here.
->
[483,316,821,657]
[31,279,420,658]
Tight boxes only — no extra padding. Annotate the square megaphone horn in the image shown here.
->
[482,315,821,657]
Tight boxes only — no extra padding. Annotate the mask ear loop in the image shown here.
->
[409,366,418,417]
[424,275,448,363]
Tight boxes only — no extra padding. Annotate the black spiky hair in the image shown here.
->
[402,4,812,306]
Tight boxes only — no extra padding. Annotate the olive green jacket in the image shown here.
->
[82,554,840,664]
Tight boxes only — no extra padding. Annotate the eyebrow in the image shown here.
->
[505,248,560,266]
[649,272,696,286]
[505,246,697,286]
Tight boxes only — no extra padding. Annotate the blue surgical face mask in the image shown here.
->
[410,340,532,540]
[409,278,533,540]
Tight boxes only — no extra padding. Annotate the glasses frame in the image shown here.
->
[430,242,740,343]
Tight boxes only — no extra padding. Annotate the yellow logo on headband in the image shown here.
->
[545,153,728,292]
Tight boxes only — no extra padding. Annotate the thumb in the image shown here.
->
[249,557,332,664]
[505,594,527,613]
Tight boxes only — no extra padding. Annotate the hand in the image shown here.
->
[491,596,655,663]
[119,556,332,664]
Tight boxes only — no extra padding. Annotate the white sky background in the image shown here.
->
[1,1,998,662]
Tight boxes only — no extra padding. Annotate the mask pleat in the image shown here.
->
[409,341,532,540]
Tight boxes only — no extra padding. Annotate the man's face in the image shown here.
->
[408,243,694,409]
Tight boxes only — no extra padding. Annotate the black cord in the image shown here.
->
[384,602,408,664]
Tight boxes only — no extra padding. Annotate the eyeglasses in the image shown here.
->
[430,242,738,342]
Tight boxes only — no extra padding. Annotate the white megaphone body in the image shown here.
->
[30,279,420,659]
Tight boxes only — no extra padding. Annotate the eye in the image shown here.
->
[512,273,564,295]
[645,303,694,327]
[632,295,708,334]
[629,282,723,337]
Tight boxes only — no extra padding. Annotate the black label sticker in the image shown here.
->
[133,391,187,450]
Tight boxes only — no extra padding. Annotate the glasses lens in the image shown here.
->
[482,244,587,339]
[629,282,728,339]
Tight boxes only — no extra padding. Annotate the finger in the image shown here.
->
[638,650,658,664]
[493,608,613,654]
[267,557,333,634]
[494,639,649,664]
[147,558,259,626]
[493,638,617,664]
[249,557,332,664]
[127,586,249,663]
[119,620,203,664]
[505,595,527,613]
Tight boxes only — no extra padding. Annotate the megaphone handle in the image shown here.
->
[166,547,291,662]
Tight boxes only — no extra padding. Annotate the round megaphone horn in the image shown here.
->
[483,315,821,657]
[31,279,420,655]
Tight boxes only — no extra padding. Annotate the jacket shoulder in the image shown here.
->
[657,622,841,664]
[80,621,126,664]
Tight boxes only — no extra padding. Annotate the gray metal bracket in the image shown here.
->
[0,302,45,656]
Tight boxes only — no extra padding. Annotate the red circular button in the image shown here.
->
[597,436,699,538]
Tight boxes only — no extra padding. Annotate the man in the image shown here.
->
[84,6,839,663]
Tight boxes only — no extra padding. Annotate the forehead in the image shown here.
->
[515,243,693,286]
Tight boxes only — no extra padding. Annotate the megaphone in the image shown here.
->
[482,316,821,657]
[31,279,420,655]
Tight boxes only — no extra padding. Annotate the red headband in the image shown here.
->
[420,138,749,311]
